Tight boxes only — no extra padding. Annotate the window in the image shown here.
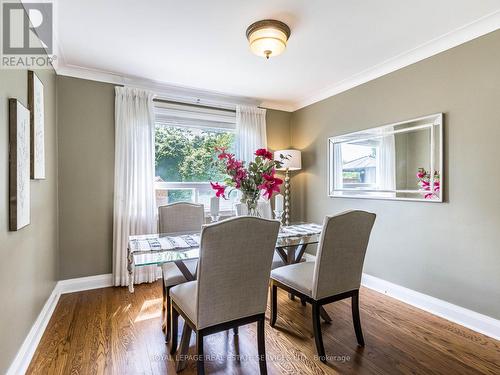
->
[154,102,238,213]
[341,143,377,189]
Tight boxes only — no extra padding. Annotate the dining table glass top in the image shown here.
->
[128,223,322,268]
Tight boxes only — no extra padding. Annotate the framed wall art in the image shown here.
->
[9,99,31,231]
[28,70,45,179]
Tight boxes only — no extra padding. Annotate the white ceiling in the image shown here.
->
[55,0,500,111]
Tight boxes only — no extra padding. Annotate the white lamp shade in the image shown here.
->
[274,149,302,171]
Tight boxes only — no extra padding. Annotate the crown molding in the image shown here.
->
[54,9,500,113]
[259,100,296,112]
[291,9,500,111]
[56,64,261,110]
[57,63,296,111]
[57,63,295,111]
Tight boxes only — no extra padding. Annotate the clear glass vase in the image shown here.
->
[246,198,260,217]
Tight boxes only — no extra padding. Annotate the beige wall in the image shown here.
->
[56,77,291,279]
[0,69,57,372]
[56,32,500,321]
[5,13,499,372]
[290,30,500,319]
[266,109,291,152]
[57,76,115,279]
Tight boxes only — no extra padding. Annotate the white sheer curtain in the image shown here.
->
[113,87,157,286]
[235,105,267,163]
[376,127,396,191]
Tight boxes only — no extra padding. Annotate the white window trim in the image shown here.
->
[155,181,236,216]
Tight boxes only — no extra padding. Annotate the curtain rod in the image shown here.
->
[153,98,237,113]
[153,98,266,113]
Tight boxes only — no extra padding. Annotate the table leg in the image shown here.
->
[128,267,134,293]
[175,324,192,372]
[275,247,288,264]
[127,248,135,293]
[295,243,308,263]
[174,260,196,281]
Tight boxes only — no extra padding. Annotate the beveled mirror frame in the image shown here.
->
[328,113,443,202]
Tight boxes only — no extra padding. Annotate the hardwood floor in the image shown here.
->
[27,281,500,375]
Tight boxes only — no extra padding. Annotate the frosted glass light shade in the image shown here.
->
[246,20,291,59]
[274,149,302,171]
[249,28,287,58]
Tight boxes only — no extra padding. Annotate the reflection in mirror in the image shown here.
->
[328,113,443,202]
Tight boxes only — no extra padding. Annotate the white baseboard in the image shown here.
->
[57,273,113,294]
[6,273,113,375]
[6,286,61,375]
[8,272,500,374]
[361,273,500,341]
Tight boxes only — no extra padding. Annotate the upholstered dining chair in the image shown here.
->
[170,216,280,375]
[235,200,287,270]
[159,202,204,342]
[269,210,376,363]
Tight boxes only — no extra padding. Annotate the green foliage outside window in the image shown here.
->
[167,190,193,203]
[343,171,361,182]
[155,125,235,182]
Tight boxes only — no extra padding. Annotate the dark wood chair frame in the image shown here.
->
[161,246,332,342]
[270,279,365,363]
[170,300,267,375]
[162,260,199,342]
[161,284,171,340]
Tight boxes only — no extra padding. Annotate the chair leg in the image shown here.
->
[270,284,277,327]
[175,325,192,372]
[257,317,268,375]
[161,278,167,332]
[170,304,179,355]
[196,332,205,375]
[351,290,365,347]
[161,279,166,311]
[300,297,306,306]
[165,287,171,342]
[312,303,326,363]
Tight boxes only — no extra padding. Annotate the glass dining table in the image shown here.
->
[127,223,330,370]
[127,223,323,293]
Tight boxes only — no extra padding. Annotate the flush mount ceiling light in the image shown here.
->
[246,19,291,59]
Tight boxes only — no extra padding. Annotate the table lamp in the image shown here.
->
[274,149,302,225]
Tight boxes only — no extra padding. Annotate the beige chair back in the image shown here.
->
[234,200,272,219]
[158,202,204,233]
[196,216,280,329]
[312,210,376,300]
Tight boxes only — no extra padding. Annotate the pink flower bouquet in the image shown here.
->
[211,148,284,215]
[417,167,440,199]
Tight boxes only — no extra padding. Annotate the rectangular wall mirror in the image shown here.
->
[328,113,443,202]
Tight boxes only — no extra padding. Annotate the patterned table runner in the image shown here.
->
[278,223,322,238]
[129,234,201,252]
[129,223,322,252]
